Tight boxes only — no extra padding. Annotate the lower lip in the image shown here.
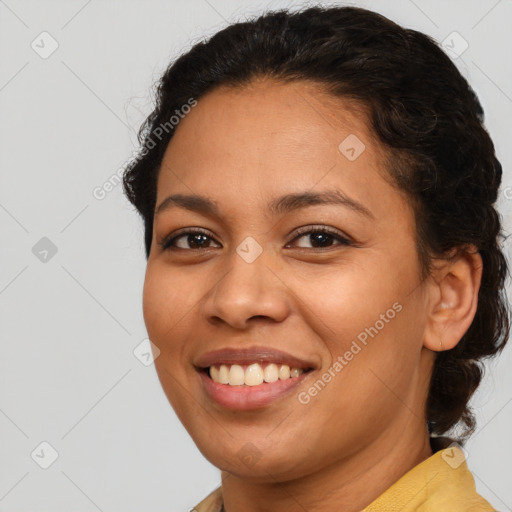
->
[198,370,311,410]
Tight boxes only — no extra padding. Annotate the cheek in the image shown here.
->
[142,263,191,355]
[296,257,407,345]
[142,267,165,339]
[142,264,198,418]
[292,311,424,466]
[325,277,425,398]
[297,249,425,390]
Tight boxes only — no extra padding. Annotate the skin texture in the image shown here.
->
[143,79,483,512]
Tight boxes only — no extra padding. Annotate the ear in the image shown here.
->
[423,246,483,352]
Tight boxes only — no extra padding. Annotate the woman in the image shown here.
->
[123,5,509,511]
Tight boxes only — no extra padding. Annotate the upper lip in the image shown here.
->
[194,346,317,370]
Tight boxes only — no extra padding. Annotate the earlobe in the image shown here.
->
[423,247,483,352]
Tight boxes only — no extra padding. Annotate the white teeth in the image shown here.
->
[263,363,279,383]
[245,363,264,386]
[228,364,245,386]
[278,364,291,380]
[218,364,230,384]
[210,365,220,381]
[209,363,306,385]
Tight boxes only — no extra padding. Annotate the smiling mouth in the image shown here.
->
[202,362,314,386]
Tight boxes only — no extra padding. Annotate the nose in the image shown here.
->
[201,248,291,330]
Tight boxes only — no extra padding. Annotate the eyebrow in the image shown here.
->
[155,189,374,219]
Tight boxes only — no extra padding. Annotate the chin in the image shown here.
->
[194,437,313,481]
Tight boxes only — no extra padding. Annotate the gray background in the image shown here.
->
[1,0,511,511]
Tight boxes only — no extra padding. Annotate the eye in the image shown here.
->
[160,228,220,251]
[159,225,353,252]
[286,225,352,250]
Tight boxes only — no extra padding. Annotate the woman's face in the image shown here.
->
[143,79,435,480]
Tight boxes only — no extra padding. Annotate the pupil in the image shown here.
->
[190,234,208,248]
[311,232,332,247]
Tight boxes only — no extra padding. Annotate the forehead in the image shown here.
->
[166,78,380,161]
[156,78,407,221]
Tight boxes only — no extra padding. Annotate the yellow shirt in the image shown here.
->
[191,439,496,511]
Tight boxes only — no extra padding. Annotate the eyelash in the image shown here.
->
[159,225,353,252]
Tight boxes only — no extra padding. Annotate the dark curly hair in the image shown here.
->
[123,5,510,444]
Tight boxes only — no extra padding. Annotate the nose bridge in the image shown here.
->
[203,239,289,328]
